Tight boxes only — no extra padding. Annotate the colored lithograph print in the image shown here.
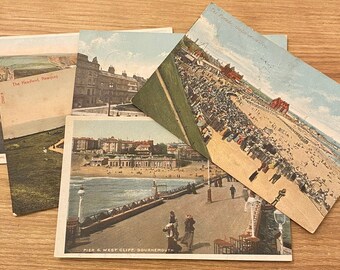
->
[0,33,78,215]
[55,116,292,260]
[133,4,340,233]
[72,31,183,116]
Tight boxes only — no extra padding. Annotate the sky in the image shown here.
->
[0,28,173,57]
[78,30,183,78]
[0,33,79,56]
[187,4,340,143]
[73,117,182,144]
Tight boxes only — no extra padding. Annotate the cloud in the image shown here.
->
[79,33,121,57]
[188,15,273,94]
[318,106,330,114]
[78,40,90,55]
[320,92,340,103]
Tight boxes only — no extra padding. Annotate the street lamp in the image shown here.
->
[207,159,212,203]
[273,209,286,255]
[78,185,85,225]
[247,196,258,238]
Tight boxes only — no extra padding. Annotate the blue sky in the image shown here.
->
[187,4,340,143]
[73,117,182,144]
[79,31,183,78]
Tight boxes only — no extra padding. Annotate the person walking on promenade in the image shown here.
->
[230,184,236,199]
[242,186,249,203]
[186,182,192,194]
[163,223,176,253]
[249,168,260,182]
[181,214,196,252]
[169,210,179,241]
[271,172,282,184]
[191,183,197,194]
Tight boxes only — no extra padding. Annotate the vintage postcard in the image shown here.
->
[55,116,292,260]
[132,3,340,233]
[0,33,85,216]
[0,29,173,216]
[71,30,183,116]
[72,31,285,117]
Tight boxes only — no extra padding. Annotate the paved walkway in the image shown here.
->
[70,180,250,254]
[207,129,324,233]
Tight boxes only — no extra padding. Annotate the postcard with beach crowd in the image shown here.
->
[0,28,174,216]
[55,32,292,260]
[54,116,292,260]
[132,3,340,233]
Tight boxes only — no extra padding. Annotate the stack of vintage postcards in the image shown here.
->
[0,3,339,262]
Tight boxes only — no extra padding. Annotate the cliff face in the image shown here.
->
[48,54,77,68]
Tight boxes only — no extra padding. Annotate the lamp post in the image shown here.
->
[207,159,212,203]
[273,209,286,254]
[247,196,258,238]
[78,186,85,226]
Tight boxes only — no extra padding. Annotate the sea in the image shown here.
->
[288,111,340,165]
[3,116,66,140]
[68,176,198,218]
[0,55,56,69]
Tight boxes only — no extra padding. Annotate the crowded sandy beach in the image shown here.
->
[171,45,340,232]
[233,95,340,198]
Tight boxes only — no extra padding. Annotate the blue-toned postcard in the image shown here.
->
[55,116,292,260]
[133,3,340,233]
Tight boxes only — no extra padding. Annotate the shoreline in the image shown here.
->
[70,163,222,181]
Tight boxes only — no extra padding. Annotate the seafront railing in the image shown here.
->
[66,174,230,241]
[79,196,164,236]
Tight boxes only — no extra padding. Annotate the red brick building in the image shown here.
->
[269,97,289,114]
[220,64,243,81]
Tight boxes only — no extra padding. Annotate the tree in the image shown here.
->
[154,143,167,155]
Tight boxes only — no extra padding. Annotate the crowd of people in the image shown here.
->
[174,49,331,212]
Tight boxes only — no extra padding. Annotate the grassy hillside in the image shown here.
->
[133,50,209,159]
[158,53,210,158]
[132,70,188,144]
[5,126,64,215]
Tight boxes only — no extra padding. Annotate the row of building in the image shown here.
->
[72,53,146,108]
[89,156,177,169]
[180,42,244,82]
[73,137,205,160]
[73,136,154,155]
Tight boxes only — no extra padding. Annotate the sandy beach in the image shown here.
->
[205,96,340,233]
[233,96,340,203]
[71,159,225,181]
[207,129,325,233]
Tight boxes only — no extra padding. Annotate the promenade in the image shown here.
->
[70,181,250,254]
[207,129,324,233]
